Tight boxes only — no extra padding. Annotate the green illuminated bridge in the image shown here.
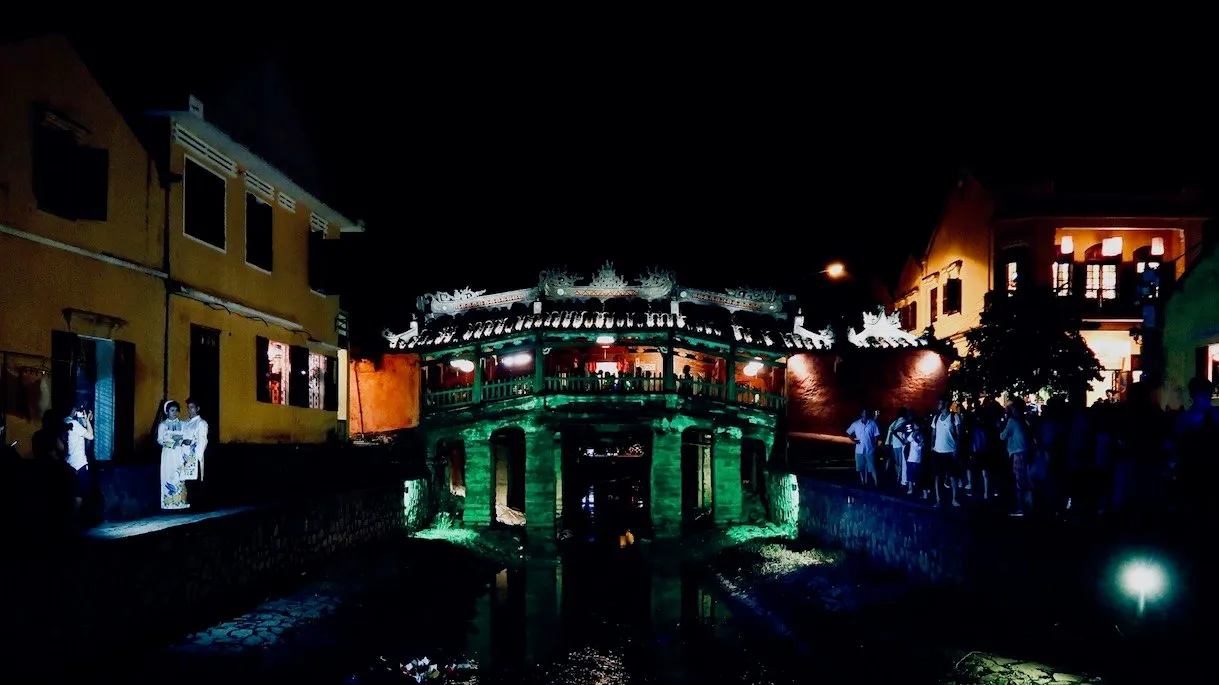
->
[383,263,926,538]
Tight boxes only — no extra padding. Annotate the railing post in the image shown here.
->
[663,334,676,393]
[725,348,737,402]
[473,354,483,404]
[533,334,545,394]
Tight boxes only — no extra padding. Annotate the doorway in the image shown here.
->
[561,428,652,542]
[491,427,526,526]
[681,428,714,531]
[189,325,221,445]
[51,331,135,461]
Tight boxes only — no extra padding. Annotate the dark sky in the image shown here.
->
[11,21,1216,347]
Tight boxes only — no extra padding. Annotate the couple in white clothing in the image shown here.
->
[158,398,209,511]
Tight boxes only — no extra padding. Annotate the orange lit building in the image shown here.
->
[383,264,946,538]
[895,169,1208,404]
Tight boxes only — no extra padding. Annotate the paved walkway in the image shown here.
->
[86,506,255,540]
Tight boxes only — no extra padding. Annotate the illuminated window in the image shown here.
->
[930,287,938,322]
[1006,262,1018,292]
[1136,260,1160,274]
[1052,262,1072,296]
[594,361,619,375]
[257,338,290,405]
[1085,263,1118,301]
[1101,237,1123,257]
[308,353,327,409]
[1151,237,1165,256]
[1059,236,1074,256]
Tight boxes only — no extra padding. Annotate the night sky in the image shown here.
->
[9,22,1216,350]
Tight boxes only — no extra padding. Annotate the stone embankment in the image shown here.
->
[697,526,1106,684]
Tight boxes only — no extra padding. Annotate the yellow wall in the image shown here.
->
[894,174,994,355]
[165,142,340,348]
[0,36,166,458]
[167,297,336,443]
[163,126,342,443]
[1162,247,1219,409]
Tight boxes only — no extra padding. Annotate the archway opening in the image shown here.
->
[741,437,768,522]
[561,427,652,544]
[681,427,714,532]
[433,438,466,522]
[491,427,527,527]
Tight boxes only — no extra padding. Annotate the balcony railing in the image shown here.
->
[423,376,786,413]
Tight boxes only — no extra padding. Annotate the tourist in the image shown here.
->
[885,407,909,487]
[930,395,963,507]
[63,407,94,521]
[1000,398,1034,516]
[157,401,189,511]
[846,408,880,487]
[904,415,925,497]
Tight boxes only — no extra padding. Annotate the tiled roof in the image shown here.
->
[393,303,829,354]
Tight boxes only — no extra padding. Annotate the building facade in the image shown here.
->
[1161,242,1219,409]
[383,263,933,538]
[0,35,357,462]
[895,170,1207,405]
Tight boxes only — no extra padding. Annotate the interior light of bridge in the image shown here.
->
[743,360,764,377]
[449,359,475,373]
[1102,237,1123,257]
[1151,237,1165,256]
[502,353,532,367]
[1060,236,1074,255]
[596,334,615,345]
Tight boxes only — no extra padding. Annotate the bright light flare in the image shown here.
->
[824,262,846,279]
[449,358,475,374]
[1119,559,1167,615]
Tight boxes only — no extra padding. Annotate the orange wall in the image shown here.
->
[348,354,420,434]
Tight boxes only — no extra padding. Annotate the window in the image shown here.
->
[307,353,327,409]
[30,121,109,221]
[1151,237,1165,256]
[1085,264,1118,300]
[929,287,938,323]
[906,302,918,331]
[245,192,273,271]
[256,337,290,404]
[288,346,309,408]
[1006,262,1019,292]
[184,157,227,250]
[1101,237,1123,257]
[942,278,962,315]
[1052,262,1073,296]
[308,229,332,294]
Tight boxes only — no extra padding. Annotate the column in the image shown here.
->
[473,354,483,404]
[650,424,682,538]
[461,425,494,528]
[524,429,558,536]
[662,339,676,393]
[713,426,743,524]
[724,349,737,401]
[533,338,546,394]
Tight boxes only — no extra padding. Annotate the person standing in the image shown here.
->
[182,398,209,509]
[847,408,880,486]
[931,395,963,507]
[158,401,189,511]
[63,407,94,518]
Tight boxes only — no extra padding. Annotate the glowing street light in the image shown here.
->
[821,262,846,279]
[1119,559,1167,616]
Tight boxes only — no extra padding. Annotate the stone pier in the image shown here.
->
[650,424,683,537]
[462,427,493,528]
[712,425,743,524]
[525,428,558,535]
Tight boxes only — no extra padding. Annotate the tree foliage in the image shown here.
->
[952,285,1103,400]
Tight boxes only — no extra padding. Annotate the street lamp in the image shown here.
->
[821,262,846,279]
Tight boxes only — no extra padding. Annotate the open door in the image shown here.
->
[189,325,221,445]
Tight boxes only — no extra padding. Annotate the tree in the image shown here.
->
[952,285,1103,401]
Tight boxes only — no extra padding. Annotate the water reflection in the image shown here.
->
[355,546,800,684]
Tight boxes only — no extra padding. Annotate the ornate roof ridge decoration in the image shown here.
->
[792,309,835,349]
[383,316,420,349]
[541,263,675,302]
[416,285,541,320]
[847,307,927,348]
[676,285,790,318]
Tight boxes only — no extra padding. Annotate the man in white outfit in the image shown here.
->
[64,407,94,516]
[847,408,880,486]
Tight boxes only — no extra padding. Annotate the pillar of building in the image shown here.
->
[461,424,494,528]
[713,425,744,524]
[524,428,558,536]
[650,422,683,538]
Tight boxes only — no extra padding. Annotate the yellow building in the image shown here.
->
[894,168,1207,405]
[0,35,360,462]
[893,172,995,356]
[0,35,167,459]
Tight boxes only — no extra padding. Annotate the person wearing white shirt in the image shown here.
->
[931,396,963,507]
[63,407,94,516]
[846,408,881,486]
[182,397,209,509]
[885,408,910,486]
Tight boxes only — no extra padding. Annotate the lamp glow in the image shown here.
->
[743,360,764,377]
[502,352,532,367]
[449,359,475,374]
[824,262,846,279]
[1119,559,1166,616]
[596,335,615,345]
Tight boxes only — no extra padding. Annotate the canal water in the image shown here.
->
[110,535,809,684]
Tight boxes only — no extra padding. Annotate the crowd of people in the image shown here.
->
[846,377,1219,519]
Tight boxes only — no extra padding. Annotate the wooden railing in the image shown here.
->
[424,375,784,412]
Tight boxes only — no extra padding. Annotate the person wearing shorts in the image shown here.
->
[847,408,880,486]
